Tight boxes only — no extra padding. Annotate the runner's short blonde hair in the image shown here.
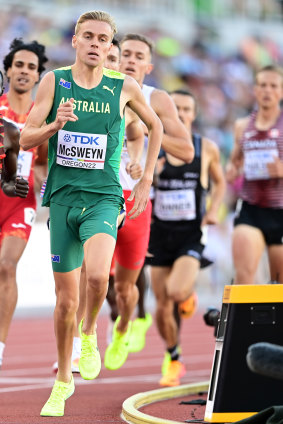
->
[75,11,117,39]
[255,64,283,85]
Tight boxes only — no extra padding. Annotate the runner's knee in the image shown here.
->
[167,285,189,303]
[156,298,172,318]
[0,258,17,281]
[56,296,79,318]
[114,280,134,300]
[87,271,109,292]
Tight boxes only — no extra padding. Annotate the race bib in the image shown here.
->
[17,151,32,178]
[57,129,108,169]
[244,148,279,180]
[154,189,196,221]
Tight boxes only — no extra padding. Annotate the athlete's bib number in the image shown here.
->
[57,130,108,170]
[154,189,196,221]
[244,148,279,180]
[17,151,32,178]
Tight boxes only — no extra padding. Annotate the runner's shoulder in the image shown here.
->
[150,88,176,114]
[234,116,250,141]
[235,116,250,132]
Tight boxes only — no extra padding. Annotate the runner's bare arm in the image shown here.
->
[225,117,248,183]
[34,140,48,192]
[1,120,29,197]
[20,72,78,150]
[151,89,194,163]
[202,139,226,226]
[122,76,163,218]
[3,120,19,178]
[125,108,144,179]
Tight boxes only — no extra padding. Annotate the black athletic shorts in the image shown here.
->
[234,200,283,246]
[146,220,205,267]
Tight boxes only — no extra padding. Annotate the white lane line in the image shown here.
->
[0,367,52,376]
[0,377,54,384]
[0,353,213,375]
[0,369,211,394]
[0,383,53,393]
[1,353,212,374]
[0,374,160,394]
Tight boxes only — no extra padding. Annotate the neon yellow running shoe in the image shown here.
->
[161,345,182,376]
[104,316,131,370]
[128,313,152,353]
[40,375,75,417]
[161,352,171,376]
[79,320,101,380]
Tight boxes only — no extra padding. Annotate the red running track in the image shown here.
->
[0,310,215,423]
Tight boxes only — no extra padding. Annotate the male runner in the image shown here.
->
[20,11,162,417]
[147,89,225,387]
[51,38,144,374]
[0,40,48,368]
[226,65,283,285]
[104,33,195,371]
[104,38,144,339]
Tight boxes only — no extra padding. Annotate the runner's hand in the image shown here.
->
[126,161,143,180]
[53,98,78,131]
[201,209,218,226]
[14,177,29,198]
[267,156,283,178]
[127,177,152,219]
[225,161,239,183]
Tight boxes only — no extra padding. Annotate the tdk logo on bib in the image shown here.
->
[63,133,99,145]
[51,254,60,263]
[59,78,71,89]
[57,129,108,170]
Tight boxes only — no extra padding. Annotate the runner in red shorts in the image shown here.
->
[0,39,48,368]
[104,33,194,371]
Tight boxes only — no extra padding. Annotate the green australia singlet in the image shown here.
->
[42,67,125,208]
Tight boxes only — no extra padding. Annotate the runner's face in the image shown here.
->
[73,20,113,68]
[6,50,39,94]
[171,93,196,130]
[120,39,153,85]
[254,71,283,110]
[104,45,120,71]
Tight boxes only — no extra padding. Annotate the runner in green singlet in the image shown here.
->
[20,10,163,417]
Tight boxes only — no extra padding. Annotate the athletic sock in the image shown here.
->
[167,344,180,361]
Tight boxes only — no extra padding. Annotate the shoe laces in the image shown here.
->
[48,384,67,407]
[81,335,97,360]
[113,331,130,349]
